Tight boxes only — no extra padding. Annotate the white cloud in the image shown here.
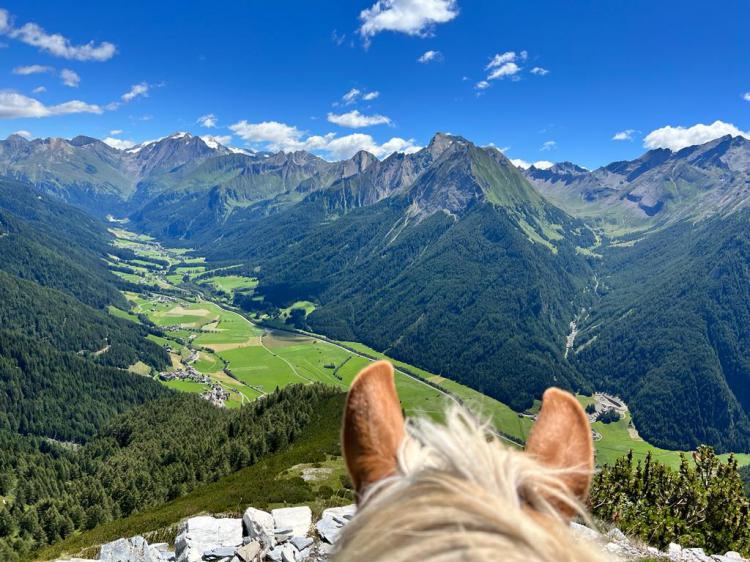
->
[510,158,554,170]
[342,88,361,104]
[418,50,442,63]
[12,64,53,75]
[643,120,750,152]
[478,51,534,86]
[197,113,218,128]
[11,129,32,139]
[341,88,380,105]
[487,51,524,70]
[0,9,116,61]
[530,66,549,76]
[60,68,80,87]
[122,82,149,102]
[32,86,46,94]
[102,136,136,150]
[229,119,419,160]
[109,129,123,135]
[327,110,391,128]
[0,91,101,119]
[743,92,750,102]
[359,0,458,43]
[541,140,557,151]
[200,134,232,149]
[612,129,636,141]
[488,62,520,80]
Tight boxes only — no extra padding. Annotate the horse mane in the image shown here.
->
[334,404,609,562]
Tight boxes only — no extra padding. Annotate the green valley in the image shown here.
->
[107,227,750,471]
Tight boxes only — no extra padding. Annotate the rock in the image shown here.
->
[267,543,298,562]
[291,536,313,552]
[681,548,712,562]
[234,541,262,562]
[569,521,604,543]
[175,516,243,562]
[272,507,312,538]
[316,505,356,544]
[99,535,171,562]
[242,507,275,549]
[607,527,627,542]
[669,543,683,559]
[202,545,237,560]
[274,527,294,544]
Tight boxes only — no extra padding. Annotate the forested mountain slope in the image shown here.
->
[0,385,339,562]
[0,178,171,438]
[573,213,750,450]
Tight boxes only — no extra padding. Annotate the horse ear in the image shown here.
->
[525,387,594,515]
[342,361,405,501]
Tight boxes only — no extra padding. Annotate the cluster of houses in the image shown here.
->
[158,365,211,384]
[202,384,231,407]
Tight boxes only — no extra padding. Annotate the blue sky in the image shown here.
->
[1,0,749,168]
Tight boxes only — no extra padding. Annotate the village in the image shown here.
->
[158,364,231,408]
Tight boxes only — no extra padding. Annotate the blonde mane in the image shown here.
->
[335,405,608,562]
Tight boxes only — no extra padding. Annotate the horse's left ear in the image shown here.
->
[342,361,405,502]
[525,387,594,515]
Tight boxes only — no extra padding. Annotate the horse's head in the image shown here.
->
[337,360,603,561]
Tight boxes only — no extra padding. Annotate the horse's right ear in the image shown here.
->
[525,387,594,516]
[342,361,405,501]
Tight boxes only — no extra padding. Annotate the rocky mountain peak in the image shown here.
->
[426,132,470,160]
[69,135,105,147]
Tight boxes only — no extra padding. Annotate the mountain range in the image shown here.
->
[2,130,750,452]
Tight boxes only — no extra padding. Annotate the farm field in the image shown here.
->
[109,229,749,470]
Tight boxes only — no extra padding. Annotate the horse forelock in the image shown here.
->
[334,405,609,562]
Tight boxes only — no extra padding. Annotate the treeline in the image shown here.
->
[591,446,750,556]
[0,385,339,562]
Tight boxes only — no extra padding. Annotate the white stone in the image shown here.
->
[682,547,712,562]
[607,527,627,542]
[569,521,604,543]
[174,516,243,562]
[100,536,169,562]
[668,543,684,560]
[242,507,275,549]
[272,507,312,538]
[315,505,355,545]
[267,543,298,562]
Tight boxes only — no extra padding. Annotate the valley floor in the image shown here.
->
[106,226,750,470]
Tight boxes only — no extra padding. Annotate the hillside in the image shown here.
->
[573,213,750,450]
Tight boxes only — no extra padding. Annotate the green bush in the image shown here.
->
[591,446,750,556]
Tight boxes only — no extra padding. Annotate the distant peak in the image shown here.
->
[351,149,377,163]
[427,132,470,159]
[167,131,192,140]
[69,135,102,147]
[5,133,30,143]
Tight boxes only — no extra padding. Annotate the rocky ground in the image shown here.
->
[53,505,748,562]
